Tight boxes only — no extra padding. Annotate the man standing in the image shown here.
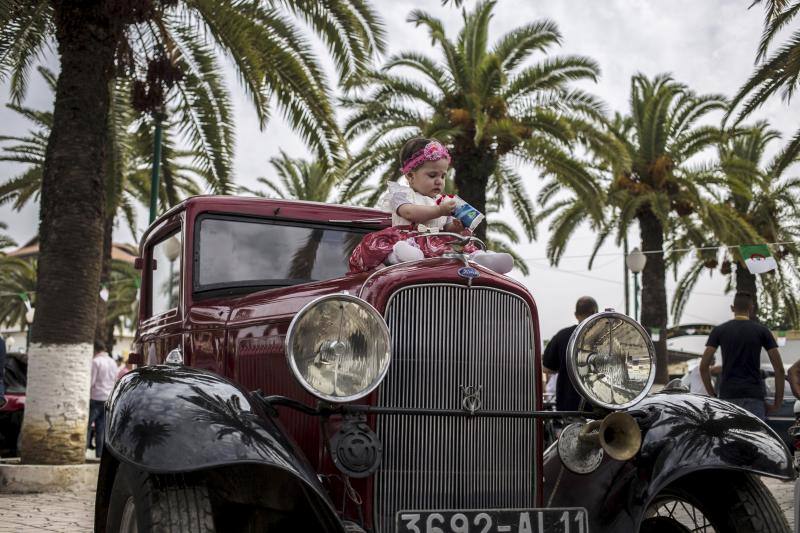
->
[700,292,783,420]
[88,341,118,457]
[543,296,598,411]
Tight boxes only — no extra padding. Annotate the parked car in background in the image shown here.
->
[94,196,795,533]
[0,352,26,457]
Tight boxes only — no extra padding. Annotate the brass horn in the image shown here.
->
[578,411,642,461]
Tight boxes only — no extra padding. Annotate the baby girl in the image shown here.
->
[348,137,513,274]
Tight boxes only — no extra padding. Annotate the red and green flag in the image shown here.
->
[740,244,777,274]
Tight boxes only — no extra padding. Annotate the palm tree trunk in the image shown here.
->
[638,210,669,384]
[452,149,496,241]
[20,2,121,465]
[735,262,759,319]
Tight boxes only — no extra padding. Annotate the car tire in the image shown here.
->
[641,471,789,533]
[106,462,215,533]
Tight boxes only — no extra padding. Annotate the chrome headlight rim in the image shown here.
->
[566,310,656,410]
[285,293,392,404]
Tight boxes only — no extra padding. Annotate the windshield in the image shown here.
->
[194,215,368,292]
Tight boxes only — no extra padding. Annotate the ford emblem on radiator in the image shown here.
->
[458,266,480,279]
[460,385,483,414]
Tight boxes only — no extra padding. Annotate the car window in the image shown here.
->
[150,232,182,316]
[194,216,368,292]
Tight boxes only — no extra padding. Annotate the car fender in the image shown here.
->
[544,393,794,532]
[103,365,343,532]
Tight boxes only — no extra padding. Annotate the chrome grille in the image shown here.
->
[374,285,537,532]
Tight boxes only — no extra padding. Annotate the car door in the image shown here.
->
[138,223,185,365]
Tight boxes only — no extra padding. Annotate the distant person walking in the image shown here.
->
[700,292,783,420]
[543,296,598,411]
[88,341,117,457]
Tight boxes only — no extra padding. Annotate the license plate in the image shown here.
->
[396,508,588,533]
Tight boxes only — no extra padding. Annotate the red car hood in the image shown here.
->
[226,257,536,321]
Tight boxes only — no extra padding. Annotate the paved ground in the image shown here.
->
[764,476,796,529]
[0,491,95,533]
[0,477,795,532]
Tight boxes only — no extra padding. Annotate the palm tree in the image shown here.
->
[0,68,213,230]
[0,221,15,251]
[0,67,212,351]
[1,0,384,465]
[728,0,800,175]
[0,257,36,332]
[539,74,756,383]
[340,0,604,241]
[671,122,800,324]
[245,150,357,203]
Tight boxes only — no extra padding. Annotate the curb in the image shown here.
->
[0,458,99,493]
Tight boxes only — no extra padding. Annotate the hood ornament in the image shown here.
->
[460,385,483,415]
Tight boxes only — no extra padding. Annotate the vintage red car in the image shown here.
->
[94,196,795,533]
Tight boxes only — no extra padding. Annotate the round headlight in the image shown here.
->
[566,311,656,410]
[286,294,391,403]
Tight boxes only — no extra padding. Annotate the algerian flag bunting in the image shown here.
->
[740,244,778,274]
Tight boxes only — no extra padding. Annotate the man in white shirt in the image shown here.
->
[88,341,118,457]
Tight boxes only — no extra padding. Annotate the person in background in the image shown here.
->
[543,296,598,411]
[88,340,118,457]
[116,354,134,381]
[542,366,557,405]
[700,292,783,420]
[688,357,721,396]
[0,334,6,409]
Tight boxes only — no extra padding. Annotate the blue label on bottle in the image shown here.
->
[454,204,480,225]
[458,266,480,279]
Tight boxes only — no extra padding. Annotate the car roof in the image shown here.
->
[142,195,391,247]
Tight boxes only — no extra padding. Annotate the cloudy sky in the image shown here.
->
[0,0,796,339]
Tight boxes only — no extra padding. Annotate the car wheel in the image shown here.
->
[640,471,789,533]
[106,462,215,533]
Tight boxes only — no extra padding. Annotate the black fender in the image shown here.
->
[544,393,795,532]
[101,365,344,532]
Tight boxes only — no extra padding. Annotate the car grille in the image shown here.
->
[374,284,537,532]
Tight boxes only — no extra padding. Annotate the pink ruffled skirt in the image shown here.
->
[348,225,478,274]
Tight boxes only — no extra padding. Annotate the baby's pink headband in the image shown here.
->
[400,141,451,174]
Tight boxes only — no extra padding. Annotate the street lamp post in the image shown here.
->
[625,247,647,322]
[623,237,630,316]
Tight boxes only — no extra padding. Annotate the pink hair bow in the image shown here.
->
[401,141,451,174]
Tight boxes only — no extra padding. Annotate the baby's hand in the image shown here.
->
[437,198,456,215]
[444,219,464,233]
